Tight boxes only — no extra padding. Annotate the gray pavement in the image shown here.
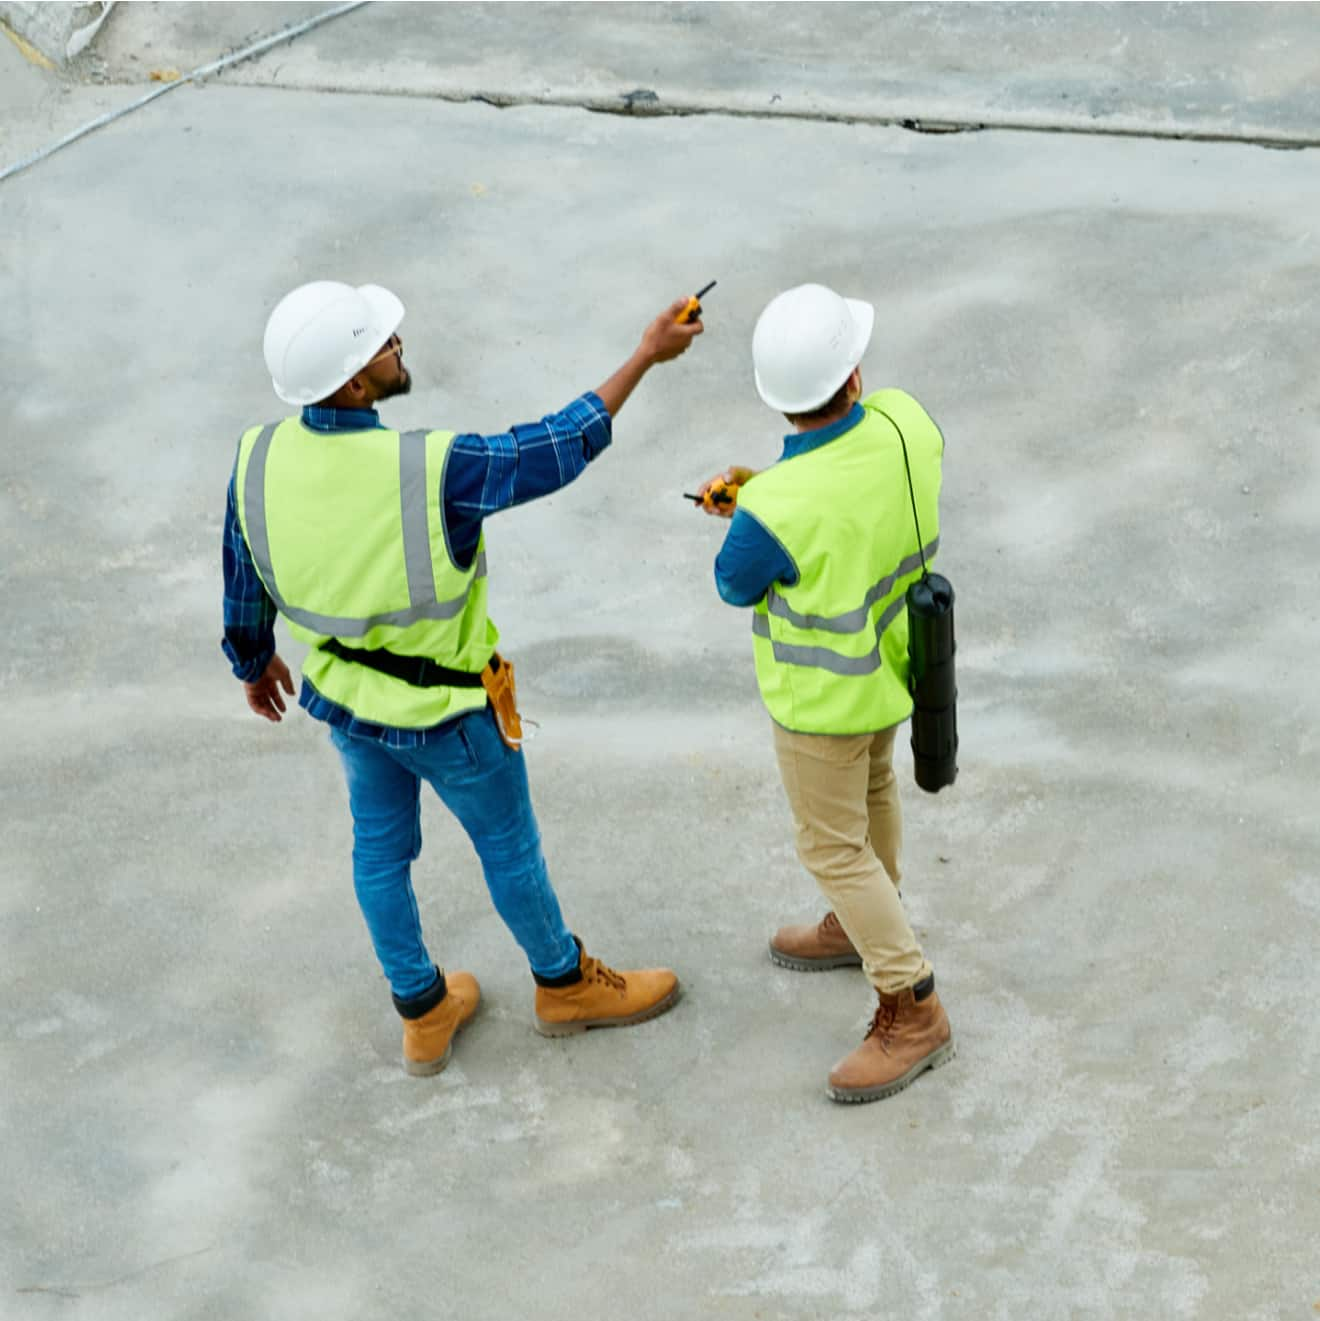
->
[68,0,1320,144]
[4,4,1320,1319]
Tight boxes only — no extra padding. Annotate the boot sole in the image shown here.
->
[533,982,682,1038]
[827,1038,956,1104]
[769,943,863,972]
[403,1006,479,1078]
[404,1044,453,1078]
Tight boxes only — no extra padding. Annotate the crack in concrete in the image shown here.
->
[7,55,1310,188]
[132,77,1313,152]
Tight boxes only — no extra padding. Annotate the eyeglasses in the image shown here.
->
[364,334,403,369]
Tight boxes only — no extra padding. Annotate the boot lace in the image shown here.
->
[584,957,627,994]
[820,911,844,937]
[864,997,899,1054]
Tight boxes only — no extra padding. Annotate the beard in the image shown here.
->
[378,368,412,400]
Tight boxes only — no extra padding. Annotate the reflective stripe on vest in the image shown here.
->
[763,537,939,637]
[751,594,909,676]
[750,526,937,677]
[241,423,486,638]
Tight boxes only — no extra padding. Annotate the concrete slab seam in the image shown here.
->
[160,80,1320,153]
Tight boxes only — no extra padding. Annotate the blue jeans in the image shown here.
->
[329,707,579,1002]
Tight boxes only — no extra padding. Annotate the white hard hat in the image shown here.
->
[752,283,875,414]
[262,281,405,405]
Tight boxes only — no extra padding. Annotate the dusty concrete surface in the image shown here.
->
[82,0,1320,143]
[4,5,1320,1320]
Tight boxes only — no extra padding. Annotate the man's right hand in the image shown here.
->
[594,296,706,417]
[243,653,296,722]
[640,298,705,363]
[696,466,756,518]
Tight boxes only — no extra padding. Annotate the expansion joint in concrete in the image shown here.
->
[200,80,1320,153]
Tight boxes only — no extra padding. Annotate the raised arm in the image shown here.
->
[593,297,704,417]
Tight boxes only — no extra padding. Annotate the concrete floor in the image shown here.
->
[3,5,1320,1319]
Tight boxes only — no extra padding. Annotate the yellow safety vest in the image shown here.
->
[735,390,944,735]
[234,418,497,728]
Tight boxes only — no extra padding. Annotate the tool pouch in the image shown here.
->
[481,653,524,750]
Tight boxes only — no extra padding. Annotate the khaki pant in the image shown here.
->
[772,721,932,995]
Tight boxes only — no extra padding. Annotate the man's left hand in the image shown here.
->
[244,654,296,722]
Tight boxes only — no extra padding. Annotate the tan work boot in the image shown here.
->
[400,971,481,1077]
[827,973,955,1103]
[769,910,863,972]
[534,946,680,1037]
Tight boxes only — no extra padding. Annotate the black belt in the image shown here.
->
[319,638,496,689]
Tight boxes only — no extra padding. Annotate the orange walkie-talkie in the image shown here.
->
[677,280,717,324]
[682,477,739,511]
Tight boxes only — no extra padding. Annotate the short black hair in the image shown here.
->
[785,379,852,425]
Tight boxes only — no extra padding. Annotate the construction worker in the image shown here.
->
[222,281,701,1076]
[694,283,954,1104]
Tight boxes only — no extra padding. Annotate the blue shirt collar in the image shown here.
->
[781,402,864,460]
[300,404,383,433]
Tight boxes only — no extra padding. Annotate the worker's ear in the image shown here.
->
[847,367,862,402]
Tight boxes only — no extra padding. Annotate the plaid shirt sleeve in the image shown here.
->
[221,471,277,682]
[443,391,613,521]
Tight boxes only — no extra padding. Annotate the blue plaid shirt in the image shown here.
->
[222,393,612,746]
